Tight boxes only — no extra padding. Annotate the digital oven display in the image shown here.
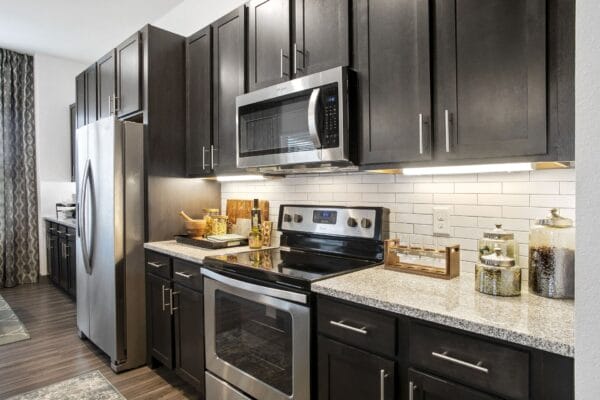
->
[313,210,337,224]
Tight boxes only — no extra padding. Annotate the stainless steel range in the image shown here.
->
[202,204,389,400]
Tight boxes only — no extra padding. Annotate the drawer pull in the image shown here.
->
[330,320,368,335]
[148,261,166,268]
[431,351,489,374]
[175,271,193,279]
[379,369,388,400]
[409,381,417,400]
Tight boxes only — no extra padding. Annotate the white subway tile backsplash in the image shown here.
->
[455,182,502,194]
[222,168,575,273]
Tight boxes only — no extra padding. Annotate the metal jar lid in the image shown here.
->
[483,224,514,240]
[481,247,516,267]
[536,208,573,228]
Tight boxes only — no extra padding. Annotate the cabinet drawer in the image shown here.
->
[173,258,202,291]
[317,297,396,357]
[409,322,529,400]
[146,251,172,279]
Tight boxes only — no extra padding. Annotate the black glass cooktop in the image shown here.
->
[203,247,378,291]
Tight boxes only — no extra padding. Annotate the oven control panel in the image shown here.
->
[279,205,382,239]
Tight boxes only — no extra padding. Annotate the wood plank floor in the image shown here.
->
[0,279,199,399]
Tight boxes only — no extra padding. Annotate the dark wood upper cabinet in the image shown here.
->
[186,26,213,177]
[248,0,291,91]
[318,336,396,400]
[75,72,86,129]
[97,50,117,119]
[212,7,246,173]
[84,64,98,124]
[116,32,142,117]
[433,0,547,160]
[69,103,76,182]
[294,0,350,77]
[355,0,432,165]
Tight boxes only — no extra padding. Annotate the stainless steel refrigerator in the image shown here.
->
[75,116,146,372]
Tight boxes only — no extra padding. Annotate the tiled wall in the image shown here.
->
[221,168,576,275]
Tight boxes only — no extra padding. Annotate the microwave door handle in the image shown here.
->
[307,88,322,149]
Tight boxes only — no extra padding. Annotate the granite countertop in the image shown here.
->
[312,266,574,357]
[44,216,77,228]
[144,240,277,264]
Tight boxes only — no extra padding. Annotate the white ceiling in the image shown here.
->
[0,0,183,63]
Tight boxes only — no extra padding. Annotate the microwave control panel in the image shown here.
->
[321,84,339,148]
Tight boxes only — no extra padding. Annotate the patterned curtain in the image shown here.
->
[0,49,38,287]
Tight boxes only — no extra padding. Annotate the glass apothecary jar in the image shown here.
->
[478,224,519,263]
[475,247,521,297]
[529,208,575,299]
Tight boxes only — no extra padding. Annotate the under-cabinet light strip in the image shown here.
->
[401,163,534,176]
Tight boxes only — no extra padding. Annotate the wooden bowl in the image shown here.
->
[184,219,207,238]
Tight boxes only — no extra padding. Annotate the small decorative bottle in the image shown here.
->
[248,226,263,249]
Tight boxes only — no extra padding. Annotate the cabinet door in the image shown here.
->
[75,71,86,128]
[50,227,60,285]
[318,336,395,400]
[186,27,213,177]
[116,32,142,117]
[434,0,546,160]
[67,232,76,298]
[173,283,205,393]
[97,50,117,119]
[294,0,349,77]
[46,223,57,284]
[248,0,290,90]
[212,7,246,173]
[408,369,500,400]
[355,0,432,165]
[69,104,76,182]
[58,234,69,291]
[85,64,97,124]
[146,273,174,368]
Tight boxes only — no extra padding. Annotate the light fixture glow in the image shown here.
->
[216,174,266,182]
[402,163,533,176]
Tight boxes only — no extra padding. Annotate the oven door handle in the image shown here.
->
[201,268,308,304]
[307,87,322,149]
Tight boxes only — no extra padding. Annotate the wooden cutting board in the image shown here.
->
[226,199,269,224]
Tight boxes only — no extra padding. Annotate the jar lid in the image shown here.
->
[536,208,573,228]
[483,224,514,240]
[481,247,516,267]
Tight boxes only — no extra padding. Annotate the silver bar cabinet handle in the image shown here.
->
[210,145,215,169]
[379,369,388,400]
[202,146,206,170]
[280,48,284,78]
[108,96,113,115]
[418,113,424,154]
[148,261,165,269]
[444,109,450,153]
[409,381,417,400]
[293,43,297,74]
[175,271,192,279]
[330,320,368,335]
[170,290,179,315]
[161,285,167,311]
[431,351,489,374]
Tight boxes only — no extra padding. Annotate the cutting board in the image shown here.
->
[226,199,269,224]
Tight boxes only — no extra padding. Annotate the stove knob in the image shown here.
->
[347,217,358,228]
[360,218,372,229]
[283,213,292,223]
[293,214,303,223]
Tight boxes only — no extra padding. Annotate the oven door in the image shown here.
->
[236,66,349,169]
[202,268,310,400]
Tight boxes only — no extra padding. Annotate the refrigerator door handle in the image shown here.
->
[80,159,93,274]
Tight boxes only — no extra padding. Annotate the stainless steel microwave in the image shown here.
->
[236,66,352,172]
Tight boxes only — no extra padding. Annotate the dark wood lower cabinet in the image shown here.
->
[408,369,500,400]
[46,221,76,300]
[173,283,205,392]
[145,251,205,398]
[318,336,396,400]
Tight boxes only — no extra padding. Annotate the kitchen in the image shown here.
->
[0,0,596,399]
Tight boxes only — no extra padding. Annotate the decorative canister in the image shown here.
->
[475,247,521,297]
[529,208,575,299]
[478,224,518,264]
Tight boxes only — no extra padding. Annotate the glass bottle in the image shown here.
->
[248,226,263,249]
[475,247,521,297]
[478,224,519,264]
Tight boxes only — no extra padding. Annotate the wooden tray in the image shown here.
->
[175,235,248,249]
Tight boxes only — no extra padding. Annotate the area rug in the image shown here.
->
[0,294,30,346]
[7,370,126,400]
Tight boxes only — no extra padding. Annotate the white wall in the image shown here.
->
[34,53,86,275]
[153,0,246,36]
[575,1,600,398]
